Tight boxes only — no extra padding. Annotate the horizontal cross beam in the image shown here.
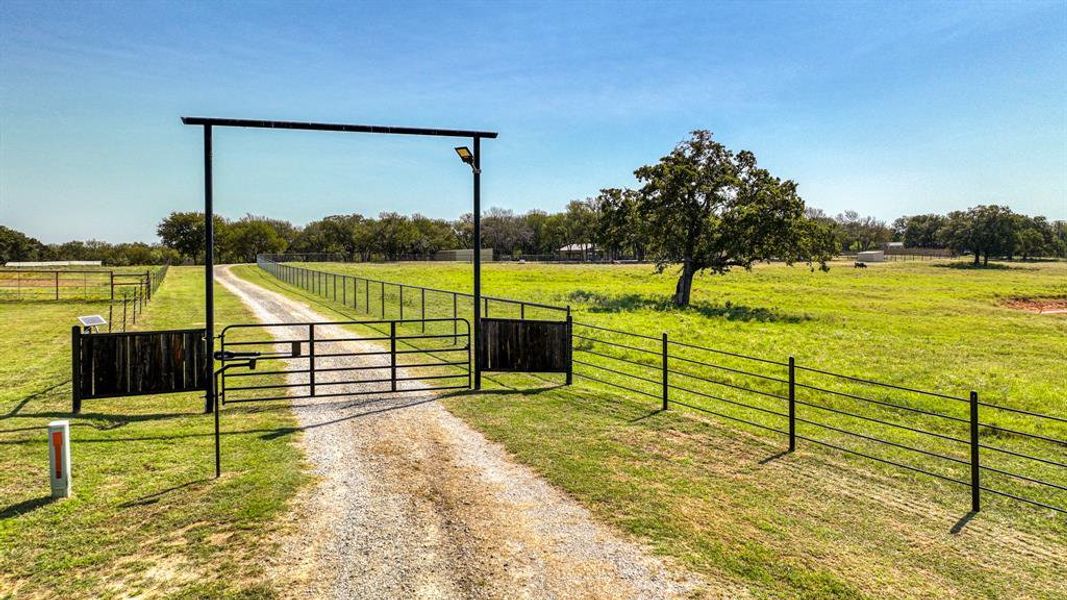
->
[180,116,498,139]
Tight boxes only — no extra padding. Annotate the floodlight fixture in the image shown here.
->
[455,146,479,173]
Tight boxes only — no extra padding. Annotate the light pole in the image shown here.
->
[455,142,482,389]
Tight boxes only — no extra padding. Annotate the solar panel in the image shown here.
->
[77,315,107,328]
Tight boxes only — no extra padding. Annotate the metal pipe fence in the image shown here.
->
[570,322,1066,515]
[257,256,571,326]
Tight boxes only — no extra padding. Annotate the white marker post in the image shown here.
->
[48,420,71,498]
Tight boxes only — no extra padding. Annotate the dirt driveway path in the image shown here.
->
[215,266,713,600]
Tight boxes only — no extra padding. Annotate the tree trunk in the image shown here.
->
[983,253,989,266]
[673,261,697,307]
[973,252,980,266]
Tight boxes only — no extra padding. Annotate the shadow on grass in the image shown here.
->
[1,380,70,419]
[759,450,793,464]
[950,510,977,533]
[0,496,56,519]
[119,479,210,508]
[934,262,1030,271]
[567,290,809,323]
[439,384,566,400]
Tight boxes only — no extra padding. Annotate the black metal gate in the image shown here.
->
[217,318,471,404]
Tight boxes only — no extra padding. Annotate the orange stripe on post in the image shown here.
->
[52,431,63,479]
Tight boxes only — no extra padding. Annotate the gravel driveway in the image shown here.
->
[216,267,709,599]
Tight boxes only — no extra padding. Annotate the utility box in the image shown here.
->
[48,420,72,498]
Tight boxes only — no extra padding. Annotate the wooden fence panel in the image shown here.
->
[73,327,207,411]
[478,317,571,373]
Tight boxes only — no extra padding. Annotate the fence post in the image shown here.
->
[122,298,128,332]
[71,326,82,414]
[381,282,385,318]
[661,332,669,410]
[145,270,151,300]
[421,288,426,332]
[788,356,796,452]
[970,390,981,512]
[110,272,115,302]
[309,325,316,397]
[565,313,573,386]
[390,321,397,392]
[453,293,459,345]
[343,275,347,305]
[55,271,59,300]
[400,285,405,320]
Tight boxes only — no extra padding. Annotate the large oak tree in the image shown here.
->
[635,130,835,307]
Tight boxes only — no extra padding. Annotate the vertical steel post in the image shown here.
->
[203,124,215,414]
[472,136,482,389]
[214,369,221,478]
[390,321,397,392]
[343,275,347,305]
[309,325,316,397]
[55,271,59,300]
[421,288,426,332]
[400,285,405,320]
[71,326,81,414]
[565,313,573,385]
[788,356,796,452]
[453,293,458,345]
[381,281,385,318]
[970,390,981,512]
[661,332,669,410]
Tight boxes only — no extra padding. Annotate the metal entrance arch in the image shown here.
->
[182,116,498,415]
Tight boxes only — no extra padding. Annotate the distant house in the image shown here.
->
[432,248,494,263]
[883,241,905,251]
[856,250,885,263]
[559,243,595,260]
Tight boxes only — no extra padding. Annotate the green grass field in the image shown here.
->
[0,267,307,598]
[235,258,1067,598]
[2,260,1063,599]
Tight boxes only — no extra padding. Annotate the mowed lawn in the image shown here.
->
[237,259,1067,599]
[0,267,307,598]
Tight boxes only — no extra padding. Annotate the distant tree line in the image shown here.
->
[0,224,180,266]
[5,203,1065,271]
[805,206,1067,265]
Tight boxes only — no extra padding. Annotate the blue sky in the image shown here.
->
[1,0,1064,243]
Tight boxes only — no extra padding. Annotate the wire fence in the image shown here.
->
[257,257,571,325]
[256,255,1065,515]
[0,268,155,302]
[102,265,169,332]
